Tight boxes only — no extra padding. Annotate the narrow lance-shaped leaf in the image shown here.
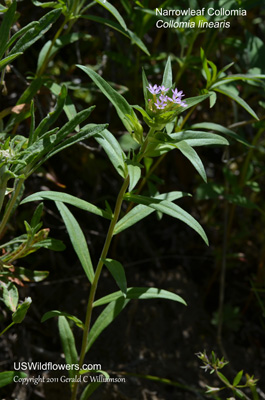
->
[133,104,154,126]
[209,91,217,108]
[0,1,16,59]
[211,73,265,89]
[127,160,141,192]
[32,1,59,7]
[191,122,252,147]
[32,123,108,173]
[21,191,111,219]
[142,68,150,107]
[80,15,150,55]
[33,85,67,140]
[17,77,45,105]
[162,57,173,89]
[0,372,27,388]
[37,33,91,73]
[12,297,32,324]
[183,94,210,111]
[77,64,137,134]
[94,0,127,31]
[93,287,187,308]
[103,259,127,296]
[58,316,78,380]
[30,202,43,228]
[124,194,209,245]
[233,370,243,386]
[216,371,231,386]
[215,87,259,120]
[45,81,78,127]
[9,8,62,56]
[80,371,110,400]
[94,128,127,178]
[55,201,95,283]
[14,107,96,172]
[28,100,36,146]
[169,130,229,147]
[22,123,108,177]
[54,107,96,142]
[200,48,211,85]
[177,141,207,182]
[208,60,217,83]
[0,53,23,73]
[5,21,39,52]
[217,62,234,76]
[42,123,108,164]
[114,191,190,235]
[31,238,65,251]
[86,298,129,352]
[42,310,84,329]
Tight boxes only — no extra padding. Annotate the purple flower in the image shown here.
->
[170,96,181,104]
[200,364,213,372]
[181,101,188,107]
[159,94,169,102]
[154,99,167,110]
[147,84,161,95]
[172,88,184,98]
[159,85,169,93]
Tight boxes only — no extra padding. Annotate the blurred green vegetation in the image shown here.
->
[1,0,265,398]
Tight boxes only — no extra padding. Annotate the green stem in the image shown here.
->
[71,0,80,13]
[0,321,15,337]
[0,178,24,239]
[71,175,130,400]
[116,371,203,394]
[175,31,198,85]
[138,127,156,158]
[250,385,260,400]
[0,186,7,215]
[0,27,10,91]
[179,105,196,131]
[239,127,263,188]
[36,16,70,77]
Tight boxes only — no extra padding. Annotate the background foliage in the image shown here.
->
[0,0,265,399]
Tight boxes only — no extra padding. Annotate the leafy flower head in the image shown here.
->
[146,83,187,113]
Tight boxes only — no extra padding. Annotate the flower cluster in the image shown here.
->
[147,84,187,112]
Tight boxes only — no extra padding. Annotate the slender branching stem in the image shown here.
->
[0,178,24,239]
[0,186,7,215]
[0,321,15,337]
[251,385,260,400]
[179,105,196,131]
[37,16,70,77]
[125,153,166,215]
[0,26,10,90]
[70,175,130,400]
[175,31,198,84]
